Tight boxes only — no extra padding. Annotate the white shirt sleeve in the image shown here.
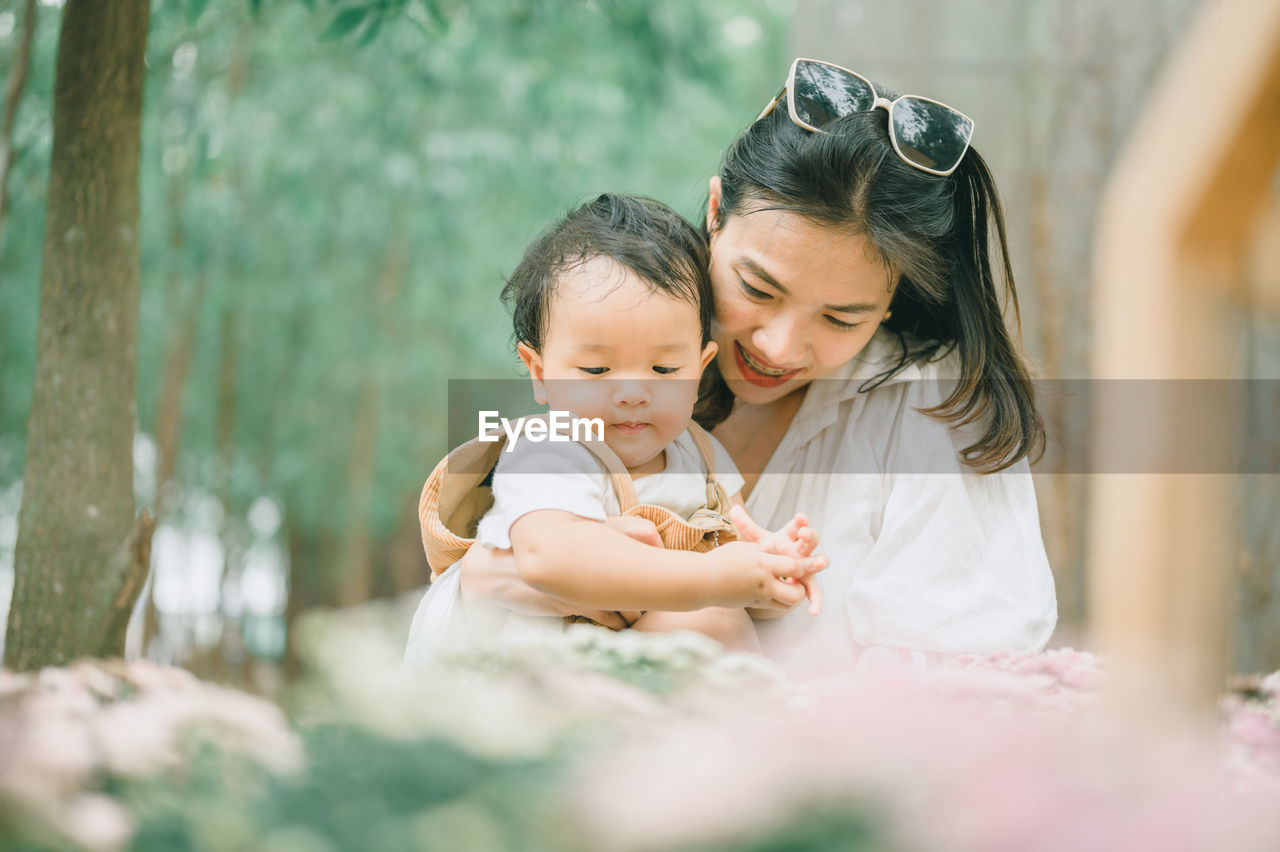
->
[749,348,1058,672]
[846,381,1057,656]
[855,491,1054,655]
[475,437,610,549]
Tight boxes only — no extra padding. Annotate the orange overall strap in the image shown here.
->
[577,437,640,512]
[685,422,733,512]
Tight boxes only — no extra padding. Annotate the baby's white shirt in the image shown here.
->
[476,427,744,549]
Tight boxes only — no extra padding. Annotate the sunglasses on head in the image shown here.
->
[757,58,976,177]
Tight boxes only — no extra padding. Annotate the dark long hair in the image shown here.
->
[698,103,1043,473]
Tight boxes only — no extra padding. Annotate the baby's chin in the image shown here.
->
[606,442,668,477]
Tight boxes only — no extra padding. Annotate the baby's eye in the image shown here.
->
[739,278,771,300]
[652,366,680,375]
[577,367,609,375]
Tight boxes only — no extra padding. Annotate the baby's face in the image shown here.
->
[518,256,716,476]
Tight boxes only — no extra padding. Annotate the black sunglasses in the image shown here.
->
[758,58,976,177]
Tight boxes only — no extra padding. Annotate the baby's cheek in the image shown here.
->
[555,385,609,421]
[652,394,696,441]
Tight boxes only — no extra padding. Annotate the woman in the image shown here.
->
[454,59,1057,676]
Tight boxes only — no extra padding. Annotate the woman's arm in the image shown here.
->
[833,379,1057,654]
[841,457,1057,653]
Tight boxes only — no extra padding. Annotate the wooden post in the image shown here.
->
[1088,0,1280,711]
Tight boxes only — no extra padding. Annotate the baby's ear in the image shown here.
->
[516,342,548,405]
[698,340,718,373]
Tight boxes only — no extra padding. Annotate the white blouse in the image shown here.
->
[745,328,1058,677]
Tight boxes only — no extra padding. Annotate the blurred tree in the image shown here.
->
[0,0,36,258]
[1,0,785,675]
[4,0,153,669]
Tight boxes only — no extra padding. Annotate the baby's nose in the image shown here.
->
[611,379,650,407]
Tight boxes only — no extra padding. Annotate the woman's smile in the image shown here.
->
[734,341,803,387]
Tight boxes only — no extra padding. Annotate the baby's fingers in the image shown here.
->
[794,524,820,557]
[761,550,800,579]
[798,573,823,616]
[790,553,828,578]
[776,513,808,542]
[766,576,807,609]
[730,504,767,543]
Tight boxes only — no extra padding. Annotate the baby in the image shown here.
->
[405,194,823,662]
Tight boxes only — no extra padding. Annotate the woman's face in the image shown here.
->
[705,177,896,407]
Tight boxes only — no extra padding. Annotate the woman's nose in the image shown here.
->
[753,312,806,367]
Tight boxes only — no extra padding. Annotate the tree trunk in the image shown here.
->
[337,229,409,606]
[4,0,151,671]
[387,498,429,596]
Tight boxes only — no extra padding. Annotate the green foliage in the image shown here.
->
[0,2,60,477]
[120,730,563,851]
[2,0,786,600]
[188,0,210,26]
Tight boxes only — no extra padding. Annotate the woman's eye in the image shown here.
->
[825,315,860,331]
[578,367,609,375]
[739,279,771,300]
[652,366,680,375]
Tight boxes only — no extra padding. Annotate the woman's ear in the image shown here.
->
[698,340,718,373]
[516,342,548,405]
[706,176,723,233]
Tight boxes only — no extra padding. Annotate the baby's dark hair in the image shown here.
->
[501,193,712,351]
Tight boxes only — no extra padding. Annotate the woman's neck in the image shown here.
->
[711,385,808,501]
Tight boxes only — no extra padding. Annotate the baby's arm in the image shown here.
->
[508,509,815,613]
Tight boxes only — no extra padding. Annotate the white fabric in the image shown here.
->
[404,427,744,665]
[476,428,744,549]
[745,327,1058,678]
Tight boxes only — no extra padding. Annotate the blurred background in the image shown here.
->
[0,0,1276,689]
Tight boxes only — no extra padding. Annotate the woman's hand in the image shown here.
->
[455,514,664,630]
[729,505,827,616]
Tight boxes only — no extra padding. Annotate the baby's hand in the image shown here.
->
[703,541,812,610]
[728,505,827,615]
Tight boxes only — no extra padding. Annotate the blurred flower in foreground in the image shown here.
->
[0,659,301,851]
[3,621,1279,852]
[569,647,1280,852]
